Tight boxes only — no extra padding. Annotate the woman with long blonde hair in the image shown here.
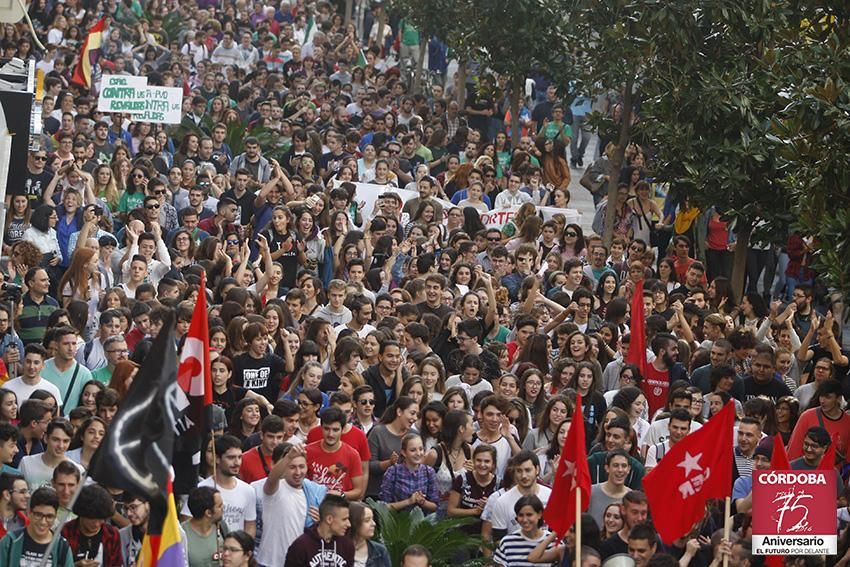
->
[92,164,120,212]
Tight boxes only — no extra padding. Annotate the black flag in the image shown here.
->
[89,311,182,501]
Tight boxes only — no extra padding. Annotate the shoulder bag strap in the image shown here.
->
[62,363,81,414]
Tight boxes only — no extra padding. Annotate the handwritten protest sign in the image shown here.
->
[97,75,183,124]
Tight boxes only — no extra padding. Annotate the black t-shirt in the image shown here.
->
[417,302,453,320]
[213,389,236,417]
[21,169,53,201]
[232,352,286,404]
[71,530,103,561]
[742,375,792,403]
[21,532,51,565]
[318,150,351,177]
[464,89,493,134]
[222,188,256,226]
[320,370,342,393]
[531,100,555,127]
[450,470,497,534]
[806,345,850,398]
[261,228,300,290]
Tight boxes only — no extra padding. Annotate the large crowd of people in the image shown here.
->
[0,0,847,566]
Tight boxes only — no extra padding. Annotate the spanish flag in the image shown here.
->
[71,17,106,89]
[138,480,186,567]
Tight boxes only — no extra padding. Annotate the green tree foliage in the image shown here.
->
[636,0,795,296]
[771,5,850,297]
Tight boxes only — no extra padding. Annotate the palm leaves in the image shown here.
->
[367,499,489,567]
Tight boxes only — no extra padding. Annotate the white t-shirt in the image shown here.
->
[20,456,83,490]
[489,485,552,534]
[2,377,63,409]
[472,434,511,482]
[641,418,702,448]
[257,480,308,566]
[182,476,256,533]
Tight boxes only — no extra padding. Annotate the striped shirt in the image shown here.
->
[494,530,553,567]
[18,293,59,346]
[734,447,754,479]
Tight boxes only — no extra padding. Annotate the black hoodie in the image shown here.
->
[284,525,355,567]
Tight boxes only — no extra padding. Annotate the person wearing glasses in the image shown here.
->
[23,150,54,206]
[145,178,179,232]
[89,336,129,385]
[0,486,74,566]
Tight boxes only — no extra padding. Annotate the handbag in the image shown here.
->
[580,161,606,194]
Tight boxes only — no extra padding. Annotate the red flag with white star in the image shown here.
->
[643,401,735,543]
[543,393,591,537]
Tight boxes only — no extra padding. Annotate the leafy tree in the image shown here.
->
[388,0,474,96]
[461,0,571,142]
[561,0,654,245]
[771,6,850,297]
[635,0,794,297]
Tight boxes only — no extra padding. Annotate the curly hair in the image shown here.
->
[11,240,43,268]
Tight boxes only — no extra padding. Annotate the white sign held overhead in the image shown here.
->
[97,75,183,124]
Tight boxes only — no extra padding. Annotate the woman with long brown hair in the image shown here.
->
[107,360,140,401]
[57,247,102,309]
[535,136,570,190]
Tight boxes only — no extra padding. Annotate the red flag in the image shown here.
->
[177,271,212,411]
[770,433,790,470]
[70,17,106,89]
[643,401,736,543]
[543,393,591,537]
[624,279,648,377]
[818,434,837,471]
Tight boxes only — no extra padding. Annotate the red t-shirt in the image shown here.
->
[641,364,671,418]
[305,441,363,493]
[239,446,274,484]
[307,425,371,461]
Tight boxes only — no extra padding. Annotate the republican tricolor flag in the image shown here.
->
[643,400,735,543]
[544,393,591,536]
[71,17,106,89]
[138,480,186,567]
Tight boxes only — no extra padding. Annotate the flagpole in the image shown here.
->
[38,472,90,567]
[722,496,731,567]
[575,490,582,567]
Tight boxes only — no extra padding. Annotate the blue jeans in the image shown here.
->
[785,268,812,302]
[570,114,592,162]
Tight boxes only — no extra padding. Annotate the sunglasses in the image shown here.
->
[133,173,146,178]
[32,155,47,161]
[153,189,167,195]
[226,239,240,245]
[358,399,375,406]
[487,236,501,242]
[145,204,160,210]
[565,232,578,237]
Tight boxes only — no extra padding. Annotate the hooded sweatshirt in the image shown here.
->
[284,524,355,567]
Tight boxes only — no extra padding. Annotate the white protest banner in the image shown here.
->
[350,182,581,231]
[97,75,183,124]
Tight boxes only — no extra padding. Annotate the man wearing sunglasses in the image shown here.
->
[21,150,53,206]
[145,178,178,232]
